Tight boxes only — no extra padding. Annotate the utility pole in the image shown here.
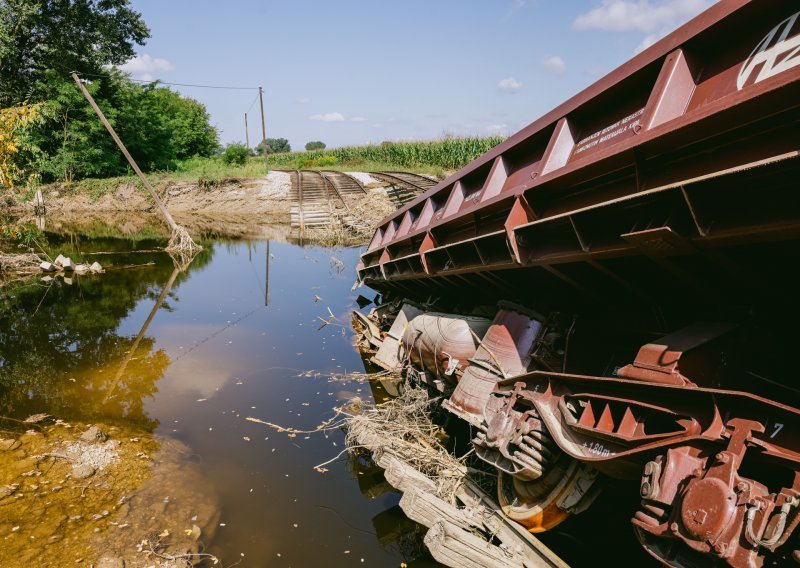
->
[71,73,178,234]
[258,85,268,172]
[244,112,250,149]
[265,240,270,306]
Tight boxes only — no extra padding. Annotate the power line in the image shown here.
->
[245,91,260,113]
[127,78,257,90]
[75,71,257,91]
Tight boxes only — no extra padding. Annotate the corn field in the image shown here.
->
[268,136,505,171]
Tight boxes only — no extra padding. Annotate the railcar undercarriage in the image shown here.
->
[355,2,800,566]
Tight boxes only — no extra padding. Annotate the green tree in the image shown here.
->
[153,88,219,160]
[222,143,249,165]
[0,2,221,184]
[255,137,290,155]
[23,72,119,182]
[0,0,150,107]
[26,70,219,181]
[305,140,326,151]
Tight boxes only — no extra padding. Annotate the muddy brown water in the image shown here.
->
[0,228,441,567]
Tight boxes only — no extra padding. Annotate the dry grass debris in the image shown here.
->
[0,252,41,274]
[345,384,471,501]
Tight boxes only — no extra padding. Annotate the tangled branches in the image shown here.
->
[137,529,225,567]
[345,384,470,501]
[166,225,202,269]
[0,252,41,274]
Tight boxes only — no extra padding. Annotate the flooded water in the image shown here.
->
[0,228,440,567]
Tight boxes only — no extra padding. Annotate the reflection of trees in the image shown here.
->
[104,266,179,404]
[0,236,213,431]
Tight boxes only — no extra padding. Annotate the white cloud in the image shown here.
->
[498,77,522,92]
[297,96,311,104]
[119,54,173,81]
[309,112,345,122]
[572,0,710,33]
[350,116,367,122]
[572,0,713,54]
[542,56,566,74]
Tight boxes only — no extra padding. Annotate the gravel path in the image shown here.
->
[260,170,292,199]
[345,172,382,187]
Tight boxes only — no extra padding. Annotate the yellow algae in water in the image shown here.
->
[0,420,220,567]
[0,421,155,566]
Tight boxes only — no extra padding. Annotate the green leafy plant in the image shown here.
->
[313,155,338,167]
[221,143,250,166]
[267,136,505,172]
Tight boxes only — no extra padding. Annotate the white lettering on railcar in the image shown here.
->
[582,441,612,457]
[574,109,644,155]
[738,11,800,90]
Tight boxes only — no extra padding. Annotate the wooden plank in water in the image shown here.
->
[350,417,569,568]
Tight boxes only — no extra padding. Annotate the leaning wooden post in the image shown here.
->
[259,85,268,171]
[104,265,180,403]
[71,73,178,232]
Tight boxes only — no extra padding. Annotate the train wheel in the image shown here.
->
[498,457,599,533]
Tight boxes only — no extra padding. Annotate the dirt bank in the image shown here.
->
[30,172,294,224]
[16,172,396,238]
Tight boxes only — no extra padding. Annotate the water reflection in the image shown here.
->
[0,236,214,429]
[0,227,439,566]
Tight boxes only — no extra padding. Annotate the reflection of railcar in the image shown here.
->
[357,2,800,566]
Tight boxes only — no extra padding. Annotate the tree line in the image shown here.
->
[1,0,218,187]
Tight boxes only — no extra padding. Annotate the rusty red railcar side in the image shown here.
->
[359,0,799,299]
[357,2,800,566]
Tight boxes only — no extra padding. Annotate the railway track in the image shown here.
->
[289,170,373,233]
[290,170,333,230]
[369,172,437,205]
[319,170,368,196]
[380,171,438,190]
[286,169,441,230]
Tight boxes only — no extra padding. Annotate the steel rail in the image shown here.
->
[295,170,304,231]
[305,169,335,228]
[312,170,337,228]
[316,170,351,214]
[322,170,369,194]
[383,171,438,188]
[371,171,429,193]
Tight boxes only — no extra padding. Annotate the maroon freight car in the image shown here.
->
[358,1,800,566]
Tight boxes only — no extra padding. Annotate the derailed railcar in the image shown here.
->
[357,1,800,566]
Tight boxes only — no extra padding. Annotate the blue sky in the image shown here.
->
[123,0,714,150]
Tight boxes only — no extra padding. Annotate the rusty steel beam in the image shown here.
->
[359,1,800,306]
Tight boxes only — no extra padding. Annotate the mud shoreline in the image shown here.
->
[11,171,395,229]
[0,419,220,567]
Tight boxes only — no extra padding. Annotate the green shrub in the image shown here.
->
[305,140,326,151]
[256,138,291,154]
[222,144,250,166]
[314,155,338,167]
